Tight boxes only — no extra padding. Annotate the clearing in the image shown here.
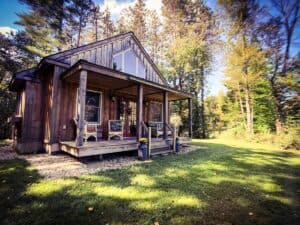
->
[0,139,299,225]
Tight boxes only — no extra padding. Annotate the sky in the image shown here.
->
[0,0,299,96]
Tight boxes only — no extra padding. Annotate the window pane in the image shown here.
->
[113,54,122,71]
[85,91,101,123]
[138,59,146,78]
[124,50,136,75]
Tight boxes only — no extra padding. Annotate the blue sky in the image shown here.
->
[0,0,299,96]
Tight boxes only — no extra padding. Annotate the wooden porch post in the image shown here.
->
[76,70,87,147]
[163,91,169,139]
[188,98,193,138]
[136,84,143,141]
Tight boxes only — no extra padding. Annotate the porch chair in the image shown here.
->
[149,121,171,138]
[73,118,99,142]
[108,120,124,140]
[84,123,98,141]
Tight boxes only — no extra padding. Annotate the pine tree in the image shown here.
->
[86,5,103,42]
[101,7,115,38]
[116,0,148,45]
[66,0,94,47]
[16,0,68,56]
[146,10,162,65]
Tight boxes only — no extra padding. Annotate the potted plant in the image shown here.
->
[138,138,148,160]
[170,114,182,152]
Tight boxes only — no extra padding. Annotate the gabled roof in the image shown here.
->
[46,32,167,84]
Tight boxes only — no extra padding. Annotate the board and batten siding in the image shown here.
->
[54,35,165,85]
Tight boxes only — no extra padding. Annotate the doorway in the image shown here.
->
[117,98,136,137]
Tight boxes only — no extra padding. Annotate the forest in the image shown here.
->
[0,0,299,149]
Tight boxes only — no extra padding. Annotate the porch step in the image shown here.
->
[150,143,173,155]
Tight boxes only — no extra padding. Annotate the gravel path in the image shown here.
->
[0,144,203,179]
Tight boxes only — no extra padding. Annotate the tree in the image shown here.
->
[163,0,215,138]
[102,7,115,38]
[271,0,300,73]
[66,0,94,47]
[116,0,148,45]
[17,0,70,56]
[0,32,36,138]
[146,10,162,65]
[86,5,103,42]
[224,38,267,134]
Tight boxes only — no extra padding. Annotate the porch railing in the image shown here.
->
[165,123,176,152]
[141,121,152,157]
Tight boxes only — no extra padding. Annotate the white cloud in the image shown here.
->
[102,0,135,20]
[0,26,17,35]
[100,0,162,21]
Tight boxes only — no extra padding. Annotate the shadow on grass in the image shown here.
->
[0,140,299,225]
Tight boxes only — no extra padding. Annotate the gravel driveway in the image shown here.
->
[0,144,200,179]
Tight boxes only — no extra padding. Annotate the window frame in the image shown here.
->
[112,48,146,78]
[76,89,103,125]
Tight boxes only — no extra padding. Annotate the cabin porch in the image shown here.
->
[59,137,191,158]
[59,60,192,158]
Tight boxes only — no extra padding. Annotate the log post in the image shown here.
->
[173,127,177,152]
[136,84,143,141]
[163,91,169,139]
[76,70,87,147]
[148,127,151,157]
[188,98,193,139]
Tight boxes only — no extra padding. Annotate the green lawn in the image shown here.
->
[1,139,299,225]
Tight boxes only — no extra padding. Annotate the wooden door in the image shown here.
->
[117,98,136,137]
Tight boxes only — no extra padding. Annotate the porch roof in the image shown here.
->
[61,59,192,101]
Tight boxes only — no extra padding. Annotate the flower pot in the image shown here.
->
[175,138,180,152]
[138,142,148,160]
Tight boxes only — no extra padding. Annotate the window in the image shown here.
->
[113,54,122,71]
[124,50,136,75]
[112,48,146,78]
[137,59,146,78]
[85,91,102,123]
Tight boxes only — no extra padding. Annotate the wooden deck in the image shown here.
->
[60,137,191,158]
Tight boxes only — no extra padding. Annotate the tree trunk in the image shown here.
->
[244,83,253,135]
[282,31,291,74]
[237,83,246,126]
[200,67,206,138]
[271,83,285,134]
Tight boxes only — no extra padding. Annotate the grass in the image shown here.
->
[0,138,300,225]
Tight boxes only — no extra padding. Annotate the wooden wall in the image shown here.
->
[53,35,165,85]
[15,81,43,153]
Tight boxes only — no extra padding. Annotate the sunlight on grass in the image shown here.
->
[163,168,189,178]
[131,174,156,187]
[27,179,76,196]
[1,139,299,225]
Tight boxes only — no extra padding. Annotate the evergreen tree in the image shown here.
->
[66,0,94,47]
[146,10,162,65]
[116,0,148,45]
[101,7,115,38]
[86,5,103,42]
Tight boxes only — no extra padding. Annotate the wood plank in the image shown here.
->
[76,70,87,146]
[163,91,168,139]
[188,98,193,138]
[136,84,143,141]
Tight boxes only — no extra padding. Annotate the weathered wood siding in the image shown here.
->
[51,35,165,85]
[15,81,43,153]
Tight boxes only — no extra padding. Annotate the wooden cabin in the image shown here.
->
[9,32,192,158]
